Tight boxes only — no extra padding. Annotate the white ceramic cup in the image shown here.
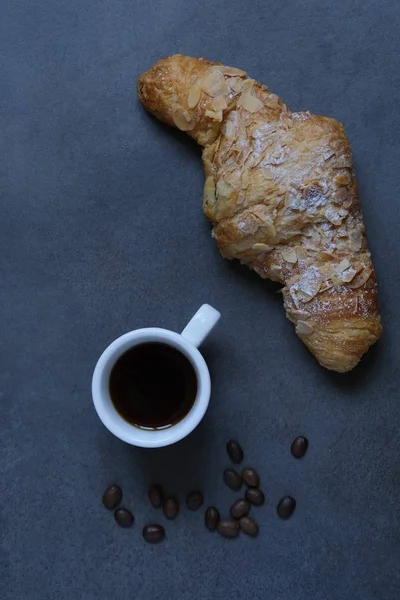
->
[92,304,221,448]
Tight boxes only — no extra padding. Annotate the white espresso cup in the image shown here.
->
[92,304,221,448]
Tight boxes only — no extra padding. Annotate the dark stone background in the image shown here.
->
[1,1,399,598]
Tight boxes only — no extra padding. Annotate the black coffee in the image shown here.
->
[109,343,197,429]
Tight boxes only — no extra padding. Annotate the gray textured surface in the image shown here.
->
[1,0,400,598]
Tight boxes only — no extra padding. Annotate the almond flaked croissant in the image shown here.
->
[138,54,382,372]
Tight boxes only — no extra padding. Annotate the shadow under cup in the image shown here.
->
[92,328,211,448]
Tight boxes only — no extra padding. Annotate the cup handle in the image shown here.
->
[181,304,221,348]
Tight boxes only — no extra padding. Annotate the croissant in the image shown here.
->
[138,55,382,372]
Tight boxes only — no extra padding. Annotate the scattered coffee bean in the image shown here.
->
[204,507,220,531]
[217,519,240,538]
[142,524,165,543]
[230,499,250,520]
[114,507,134,528]
[239,516,259,537]
[148,484,164,508]
[241,467,260,488]
[186,491,204,511]
[223,468,242,491]
[102,484,122,510]
[245,487,265,506]
[277,496,296,519]
[226,440,244,464]
[291,436,309,458]
[163,497,179,519]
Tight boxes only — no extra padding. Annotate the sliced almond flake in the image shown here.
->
[320,251,336,261]
[205,109,223,122]
[297,267,322,301]
[238,93,264,113]
[289,288,300,310]
[335,172,351,186]
[212,96,228,112]
[222,120,236,139]
[212,65,247,77]
[320,263,336,280]
[336,225,348,238]
[334,187,348,203]
[267,93,280,105]
[343,198,353,210]
[201,70,229,97]
[341,267,357,283]
[251,243,273,252]
[282,248,298,263]
[241,78,256,92]
[187,85,201,108]
[337,259,351,272]
[268,264,282,282]
[319,281,334,293]
[324,150,335,160]
[296,321,313,335]
[216,179,232,198]
[275,230,302,243]
[227,77,244,93]
[261,218,276,242]
[172,108,196,131]
[203,177,216,206]
[349,229,363,251]
[347,268,372,289]
[324,205,344,226]
[295,246,307,260]
[241,171,250,189]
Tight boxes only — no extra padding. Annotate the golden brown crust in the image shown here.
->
[138,54,382,372]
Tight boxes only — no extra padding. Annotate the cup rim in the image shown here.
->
[91,328,211,448]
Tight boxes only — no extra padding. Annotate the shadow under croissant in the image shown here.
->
[225,258,283,298]
[141,110,202,160]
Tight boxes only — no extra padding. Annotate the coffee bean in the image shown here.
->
[239,516,259,537]
[223,468,242,491]
[291,436,309,458]
[230,499,250,520]
[241,467,260,488]
[142,524,165,543]
[204,507,220,531]
[217,519,240,538]
[148,484,164,508]
[114,508,134,528]
[226,440,244,464]
[186,491,204,511]
[163,497,179,519]
[245,487,265,506]
[277,496,296,519]
[102,484,122,510]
